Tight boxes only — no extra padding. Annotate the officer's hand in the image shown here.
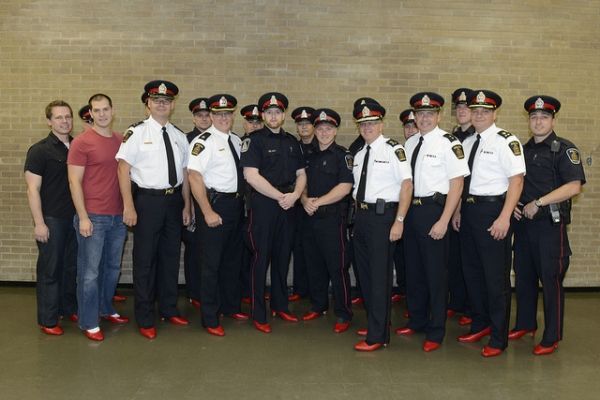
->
[522,201,538,220]
[488,216,510,240]
[123,206,137,227]
[34,223,50,243]
[279,193,298,210]
[304,198,319,215]
[204,210,223,228]
[79,217,93,238]
[451,212,461,232]
[389,221,404,242]
[182,207,191,226]
[513,203,523,221]
[429,220,447,240]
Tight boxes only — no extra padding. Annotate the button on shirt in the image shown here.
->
[187,126,242,193]
[352,135,412,203]
[115,116,189,189]
[405,127,470,197]
[466,123,526,196]
[306,143,354,198]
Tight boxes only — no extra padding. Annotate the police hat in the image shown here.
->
[353,97,381,109]
[524,95,561,115]
[399,109,416,126]
[240,104,262,121]
[467,90,502,109]
[78,105,93,123]
[312,108,341,127]
[207,94,237,112]
[410,92,445,111]
[291,107,315,123]
[353,103,386,123]
[188,98,210,114]
[452,88,473,105]
[258,92,289,112]
[141,92,149,104]
[144,80,179,98]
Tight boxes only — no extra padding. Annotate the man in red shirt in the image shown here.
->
[67,93,128,341]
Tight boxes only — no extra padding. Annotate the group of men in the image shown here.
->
[25,81,584,357]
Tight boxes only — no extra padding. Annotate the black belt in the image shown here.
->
[209,190,242,198]
[356,201,398,211]
[136,185,182,196]
[412,193,446,206]
[314,203,342,216]
[464,194,505,204]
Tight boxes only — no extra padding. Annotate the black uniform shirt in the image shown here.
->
[452,124,476,143]
[306,143,354,198]
[186,127,203,144]
[24,132,75,219]
[348,134,365,156]
[240,127,304,186]
[300,137,318,166]
[521,131,586,204]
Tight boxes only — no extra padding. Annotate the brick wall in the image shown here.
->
[1,0,598,285]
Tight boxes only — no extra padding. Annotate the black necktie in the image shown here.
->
[356,145,370,203]
[162,127,177,187]
[227,135,243,193]
[463,134,481,197]
[410,136,424,192]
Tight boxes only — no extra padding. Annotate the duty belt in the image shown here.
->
[412,193,446,206]
[135,185,182,196]
[356,201,398,211]
[464,194,506,204]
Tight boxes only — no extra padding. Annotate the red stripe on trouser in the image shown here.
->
[557,223,565,340]
[339,222,351,315]
[246,209,258,317]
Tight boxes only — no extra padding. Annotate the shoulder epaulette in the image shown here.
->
[443,133,458,142]
[199,131,211,140]
[496,130,513,139]
[123,121,145,143]
[130,120,145,129]
[386,138,399,147]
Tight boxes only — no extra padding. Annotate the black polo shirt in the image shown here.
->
[452,124,476,143]
[520,131,586,204]
[186,127,203,144]
[240,127,304,187]
[24,132,75,219]
[305,142,354,198]
[299,137,318,166]
[349,134,365,156]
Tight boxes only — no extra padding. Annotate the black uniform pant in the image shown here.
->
[447,226,469,313]
[132,192,183,328]
[353,207,396,345]
[513,218,570,346]
[404,203,448,343]
[182,200,201,301]
[291,205,309,297]
[240,215,252,299]
[36,216,78,327]
[303,211,352,321]
[346,228,363,298]
[392,239,406,295]
[247,193,296,323]
[461,201,512,350]
[198,195,244,327]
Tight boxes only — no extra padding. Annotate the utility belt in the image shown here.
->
[133,183,182,196]
[356,200,398,215]
[207,189,242,205]
[463,193,506,204]
[313,202,346,218]
[412,192,446,207]
[523,200,572,225]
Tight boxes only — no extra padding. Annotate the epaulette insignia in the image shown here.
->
[131,120,145,128]
[452,144,465,159]
[497,130,512,139]
[509,141,522,156]
[387,138,399,147]
[443,133,458,142]
[122,129,134,143]
[395,148,407,162]
[191,142,205,156]
[199,131,211,140]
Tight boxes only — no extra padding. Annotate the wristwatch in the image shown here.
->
[534,198,543,207]
[396,215,405,223]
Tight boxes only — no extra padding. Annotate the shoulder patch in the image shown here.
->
[345,154,354,170]
[241,138,251,153]
[508,141,522,156]
[566,148,581,164]
[199,131,211,140]
[443,133,458,142]
[497,130,513,139]
[123,129,134,143]
[451,144,465,159]
[395,148,407,162]
[191,142,205,156]
[386,138,399,147]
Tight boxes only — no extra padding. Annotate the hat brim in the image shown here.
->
[355,116,383,123]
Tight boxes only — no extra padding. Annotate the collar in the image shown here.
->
[478,123,498,140]
[526,131,557,148]
[365,134,385,149]
[148,115,170,131]
[48,132,72,145]
[207,125,230,140]
[421,126,444,142]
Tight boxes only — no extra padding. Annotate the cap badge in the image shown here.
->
[422,95,430,106]
[408,111,415,120]
[476,91,486,103]
[458,91,467,102]
[360,99,367,105]
[200,100,206,109]
[535,97,545,110]
[269,95,277,105]
[158,83,167,95]
[252,106,259,116]
[219,96,228,107]
[362,106,371,117]
[319,111,327,120]
[301,110,309,119]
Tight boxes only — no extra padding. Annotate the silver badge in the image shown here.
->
[219,96,228,107]
[200,100,207,109]
[252,106,259,116]
[301,109,309,119]
[458,91,467,102]
[476,91,486,103]
[422,94,430,106]
[535,97,545,110]
[319,111,327,120]
[408,111,415,120]
[158,83,167,95]
[269,95,277,105]
[362,106,371,117]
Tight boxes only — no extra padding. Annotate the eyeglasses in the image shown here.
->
[149,98,173,105]
[212,112,233,118]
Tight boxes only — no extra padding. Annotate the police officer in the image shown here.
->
[352,102,413,351]
[399,109,418,141]
[447,88,475,325]
[183,97,211,309]
[289,106,318,302]
[510,95,585,355]
[188,94,248,337]
[397,92,469,352]
[455,90,525,357]
[300,108,354,333]
[240,92,306,333]
[78,105,93,126]
[239,104,264,304]
[116,80,192,339]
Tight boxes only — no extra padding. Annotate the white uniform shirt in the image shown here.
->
[405,127,470,197]
[187,126,241,193]
[352,134,412,203]
[466,123,526,196]
[115,115,189,189]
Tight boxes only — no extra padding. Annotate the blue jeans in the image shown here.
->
[74,214,127,330]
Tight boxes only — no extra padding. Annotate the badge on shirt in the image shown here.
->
[566,148,581,164]
[395,148,407,162]
[241,138,250,153]
[123,129,133,143]
[509,141,522,156]
[191,142,205,156]
[451,144,465,159]
[345,154,354,170]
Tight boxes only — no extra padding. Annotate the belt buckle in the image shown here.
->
[165,188,174,195]
[466,196,475,204]
[412,198,422,206]
[360,203,368,210]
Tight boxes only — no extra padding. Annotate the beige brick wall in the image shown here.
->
[1,0,598,286]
